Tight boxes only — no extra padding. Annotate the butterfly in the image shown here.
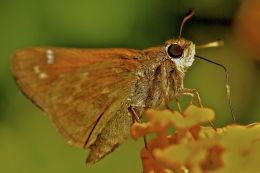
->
[12,9,233,164]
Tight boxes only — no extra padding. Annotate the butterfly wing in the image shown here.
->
[13,48,143,147]
[12,47,143,110]
[48,61,139,149]
[12,47,145,162]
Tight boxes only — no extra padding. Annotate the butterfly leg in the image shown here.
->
[164,95,183,113]
[176,98,182,112]
[177,88,203,107]
[177,88,216,130]
[128,106,148,149]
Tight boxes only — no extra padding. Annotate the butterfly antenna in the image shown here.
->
[195,55,236,122]
[179,8,195,39]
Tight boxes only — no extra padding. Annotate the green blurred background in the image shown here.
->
[0,0,259,173]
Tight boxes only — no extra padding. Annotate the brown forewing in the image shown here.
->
[12,47,146,154]
[12,47,144,111]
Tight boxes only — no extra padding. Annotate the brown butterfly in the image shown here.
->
[12,9,234,164]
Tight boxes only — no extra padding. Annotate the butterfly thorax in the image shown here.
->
[130,38,195,110]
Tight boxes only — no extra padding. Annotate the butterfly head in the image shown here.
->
[165,38,195,71]
[162,9,196,72]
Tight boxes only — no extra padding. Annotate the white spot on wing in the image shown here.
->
[46,49,54,64]
[33,66,40,74]
[33,65,48,80]
[39,73,48,79]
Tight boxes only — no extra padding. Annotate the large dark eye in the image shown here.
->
[167,44,183,58]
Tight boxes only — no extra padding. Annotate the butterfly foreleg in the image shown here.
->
[177,88,203,107]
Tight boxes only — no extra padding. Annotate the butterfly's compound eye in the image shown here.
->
[167,44,183,58]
